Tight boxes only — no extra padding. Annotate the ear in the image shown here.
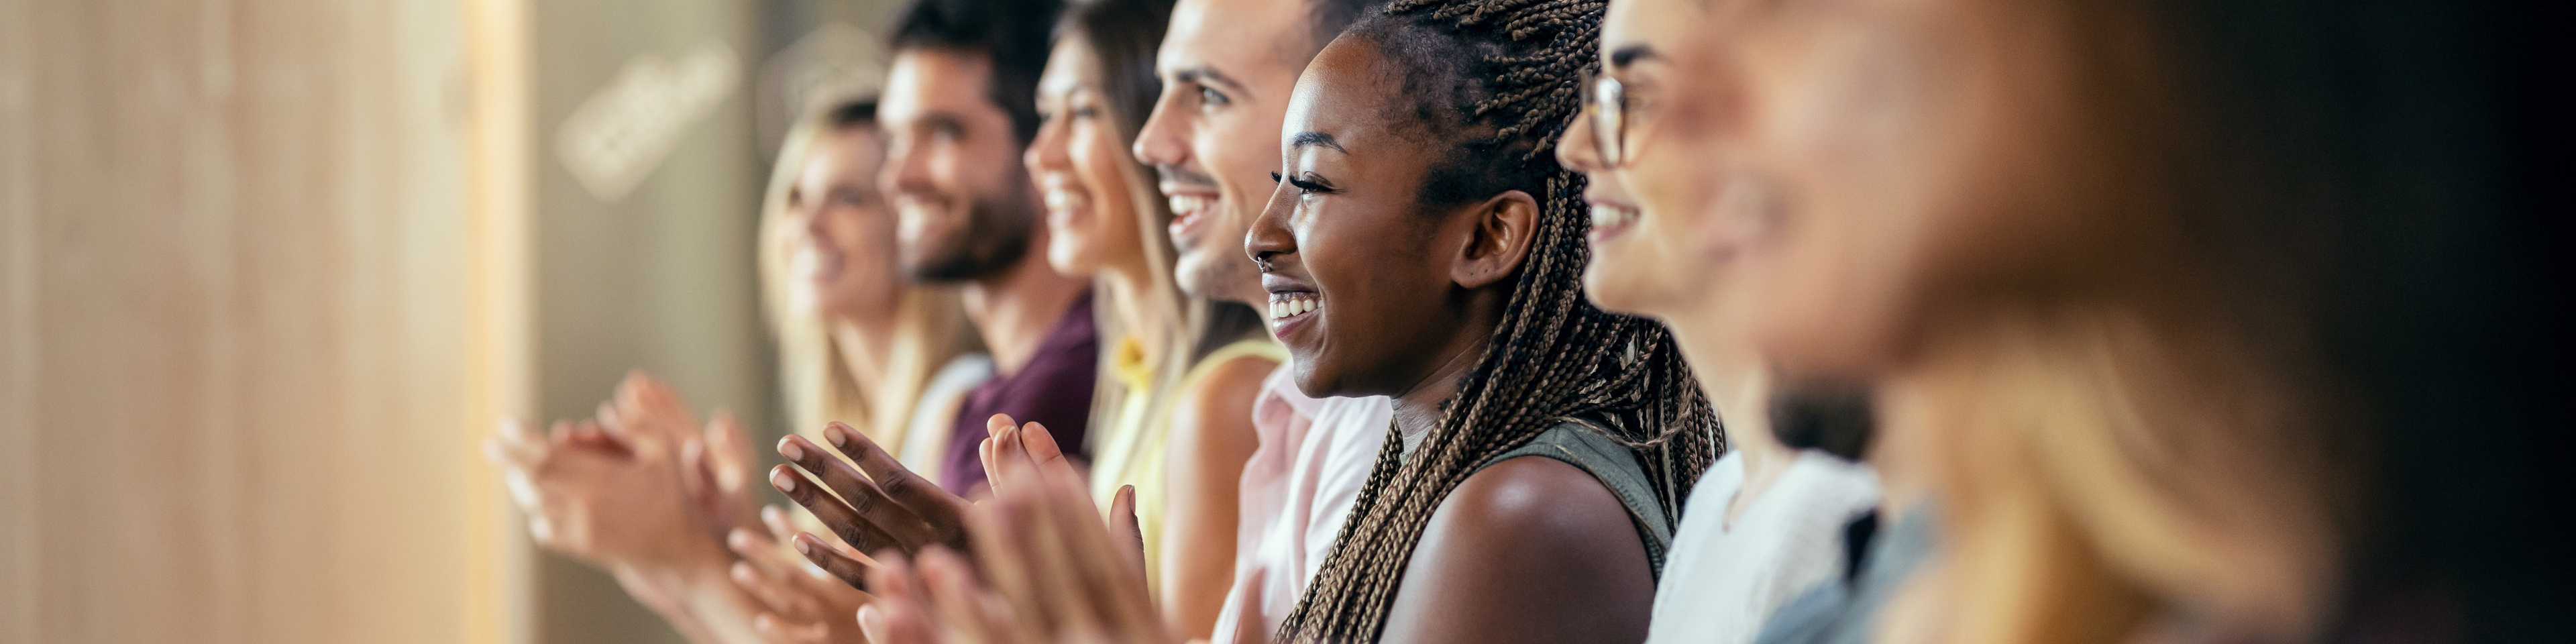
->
[1450,189,1542,289]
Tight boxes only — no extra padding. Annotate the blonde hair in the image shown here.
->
[1882,1,2361,641]
[758,100,976,448]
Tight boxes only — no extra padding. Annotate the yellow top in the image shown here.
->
[1087,336,1287,592]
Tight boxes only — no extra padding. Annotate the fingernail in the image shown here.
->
[826,425,851,449]
[856,605,882,635]
[780,439,804,462]
[733,561,757,582]
[771,468,796,493]
[728,529,755,550]
[795,538,814,555]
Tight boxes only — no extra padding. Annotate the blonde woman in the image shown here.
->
[761,99,989,479]
[1564,0,2451,643]
[487,97,985,644]
[1024,0,1277,637]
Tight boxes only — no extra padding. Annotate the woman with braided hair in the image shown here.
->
[847,1,1715,642]
[1242,0,1718,641]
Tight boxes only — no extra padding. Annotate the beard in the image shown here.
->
[904,185,1038,283]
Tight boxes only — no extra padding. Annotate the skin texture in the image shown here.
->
[1244,36,1657,644]
[1556,0,1798,525]
[1132,0,1318,305]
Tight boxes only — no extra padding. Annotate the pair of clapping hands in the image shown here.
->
[485,372,874,644]
[767,415,1183,644]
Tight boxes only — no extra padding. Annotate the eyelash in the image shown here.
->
[1270,172,1334,195]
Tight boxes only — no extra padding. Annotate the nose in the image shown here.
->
[1244,171,1297,267]
[1025,109,1071,180]
[1556,111,1606,174]
[1134,88,1191,169]
[881,132,932,198]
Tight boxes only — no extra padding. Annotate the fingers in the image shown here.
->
[706,409,755,494]
[792,531,875,590]
[918,547,1018,644]
[733,557,821,620]
[771,464,905,556]
[780,435,940,548]
[1110,484,1148,584]
[818,423,969,549]
[861,553,946,644]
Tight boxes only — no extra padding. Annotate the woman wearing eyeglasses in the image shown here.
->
[1551,3,1882,644]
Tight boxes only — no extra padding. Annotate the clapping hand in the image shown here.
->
[851,421,1166,644]
[767,413,1087,587]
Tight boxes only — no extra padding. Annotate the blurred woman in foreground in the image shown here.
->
[1022,0,1277,635]
[485,97,984,644]
[1648,1,2497,643]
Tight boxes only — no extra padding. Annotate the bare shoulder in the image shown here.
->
[1378,455,1656,644]
[1429,456,1635,549]
[1176,354,1277,422]
[1185,353,1278,402]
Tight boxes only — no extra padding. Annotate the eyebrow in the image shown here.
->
[1609,45,1659,69]
[1289,131,1344,152]
[1173,66,1250,96]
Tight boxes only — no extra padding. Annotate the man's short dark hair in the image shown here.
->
[892,0,1063,144]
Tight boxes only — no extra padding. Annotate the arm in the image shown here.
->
[1377,457,1658,644]
[1159,356,1276,639]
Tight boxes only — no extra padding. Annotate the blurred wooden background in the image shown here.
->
[1,0,896,642]
[0,1,500,643]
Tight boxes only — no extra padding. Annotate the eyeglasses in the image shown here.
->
[1578,68,1632,167]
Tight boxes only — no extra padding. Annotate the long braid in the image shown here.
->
[1274,0,1721,641]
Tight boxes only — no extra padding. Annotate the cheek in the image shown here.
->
[1073,127,1140,236]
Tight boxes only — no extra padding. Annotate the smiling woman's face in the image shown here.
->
[1028,38,1150,278]
[1244,37,1489,398]
[783,126,904,322]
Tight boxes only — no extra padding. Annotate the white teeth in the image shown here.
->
[1046,190,1084,213]
[1590,204,1637,229]
[1267,296,1322,321]
[1167,195,1209,216]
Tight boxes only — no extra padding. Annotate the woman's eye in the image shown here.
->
[1286,175,1333,195]
[1072,105,1100,119]
[1198,86,1230,108]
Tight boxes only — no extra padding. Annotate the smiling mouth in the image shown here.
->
[1590,203,1640,231]
[1267,292,1322,322]
[1167,194,1214,231]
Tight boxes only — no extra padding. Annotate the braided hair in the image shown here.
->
[1275,1,1721,641]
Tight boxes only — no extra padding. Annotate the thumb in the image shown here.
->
[1111,484,1146,582]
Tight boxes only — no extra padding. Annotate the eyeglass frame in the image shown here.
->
[1576,67,1634,168]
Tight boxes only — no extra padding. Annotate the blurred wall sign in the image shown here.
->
[556,41,741,202]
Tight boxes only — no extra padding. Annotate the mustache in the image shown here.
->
[1152,164,1220,189]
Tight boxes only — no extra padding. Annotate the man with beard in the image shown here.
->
[876,0,1092,494]
[1129,0,1391,641]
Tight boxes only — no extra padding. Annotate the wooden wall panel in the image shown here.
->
[0,1,504,643]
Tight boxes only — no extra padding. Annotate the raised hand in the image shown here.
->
[854,438,1167,644]
[771,421,973,586]
[727,506,879,644]
[484,413,724,575]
